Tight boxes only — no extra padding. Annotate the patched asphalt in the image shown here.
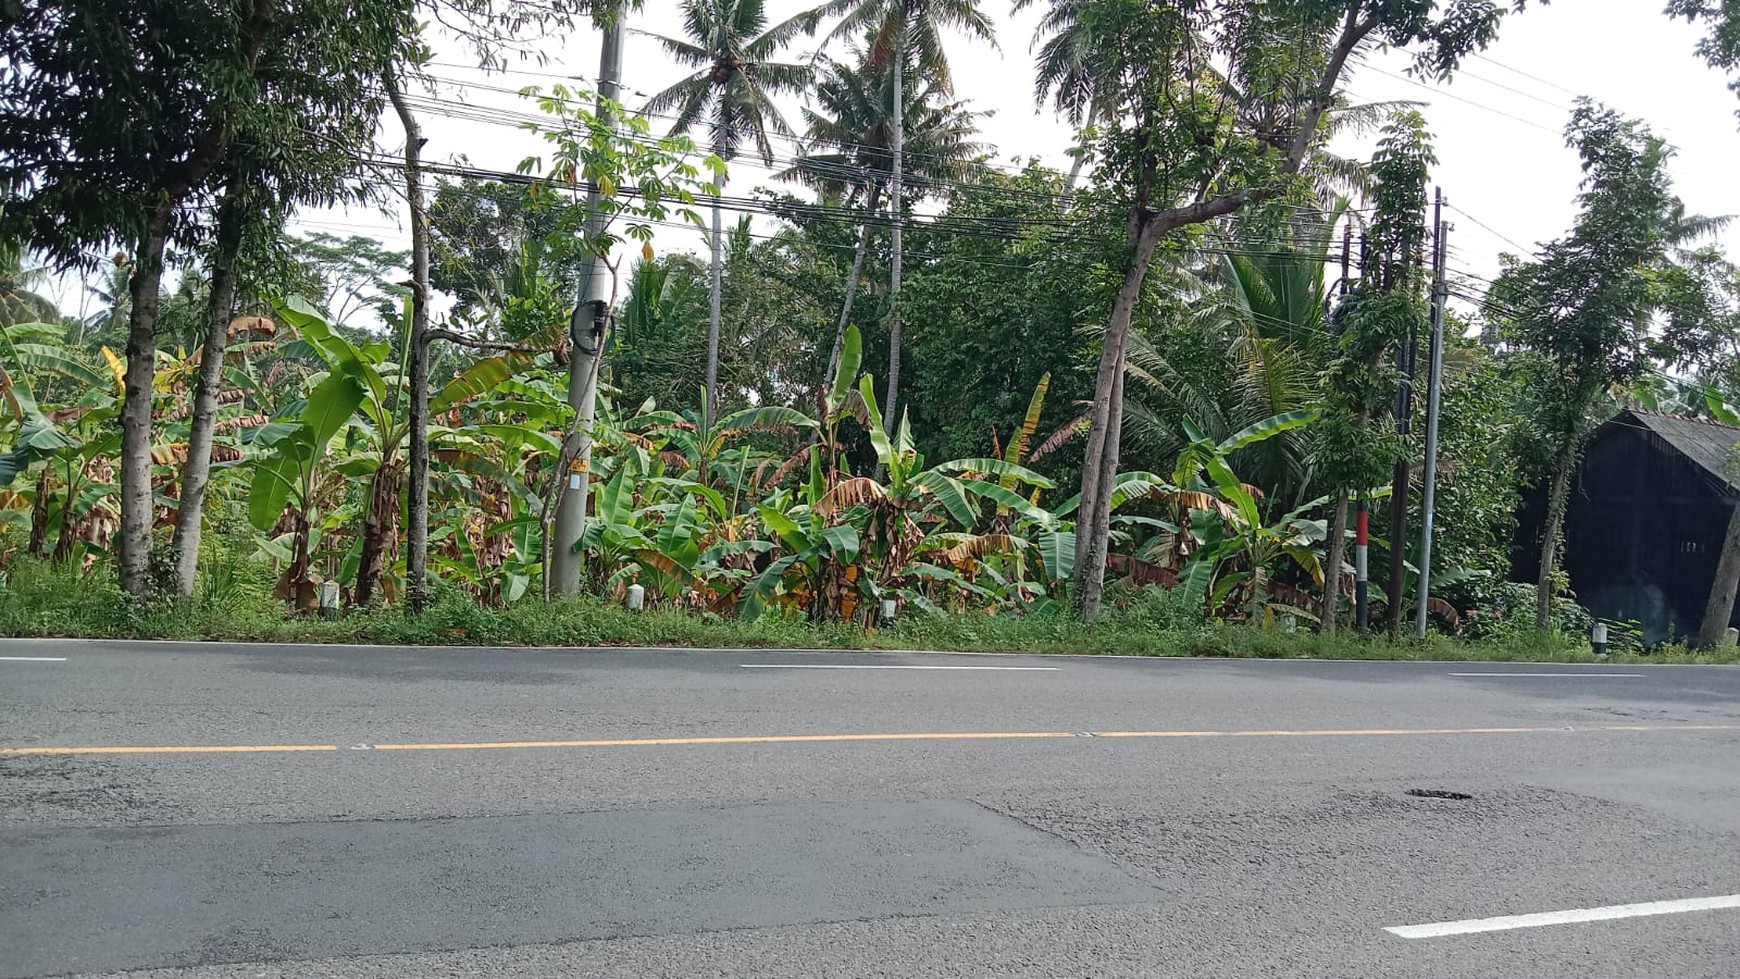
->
[3,640,1738,978]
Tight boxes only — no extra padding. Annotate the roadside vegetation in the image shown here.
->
[3,1,1740,662]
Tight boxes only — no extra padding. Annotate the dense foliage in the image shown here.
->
[2,0,1739,652]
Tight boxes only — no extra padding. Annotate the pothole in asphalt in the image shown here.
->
[1406,788,1474,801]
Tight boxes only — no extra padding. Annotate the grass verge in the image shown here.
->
[0,558,1734,665]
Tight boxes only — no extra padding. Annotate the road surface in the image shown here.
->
[3,639,1739,978]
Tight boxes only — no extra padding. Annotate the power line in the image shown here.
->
[1358,65,1561,134]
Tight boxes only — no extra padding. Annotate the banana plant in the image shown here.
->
[245,342,369,608]
[1169,410,1325,622]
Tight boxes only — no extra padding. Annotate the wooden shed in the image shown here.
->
[1514,409,1740,644]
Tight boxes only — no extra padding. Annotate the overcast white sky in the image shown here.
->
[250,0,1740,323]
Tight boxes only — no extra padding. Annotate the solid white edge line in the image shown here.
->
[1448,672,1645,677]
[1385,894,1740,938]
[739,664,1061,671]
[0,656,66,662]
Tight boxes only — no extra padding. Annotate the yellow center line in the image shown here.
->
[2,723,1736,757]
[0,744,339,756]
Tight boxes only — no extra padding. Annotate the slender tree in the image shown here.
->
[1491,101,1713,631]
[1051,0,1505,619]
[170,1,412,599]
[820,0,996,433]
[783,41,985,386]
[643,0,817,429]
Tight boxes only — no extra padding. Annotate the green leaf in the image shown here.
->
[827,324,861,416]
[248,447,301,531]
[856,374,898,482]
[597,467,634,529]
[910,471,976,529]
[1705,387,1740,425]
[739,553,802,621]
[717,404,819,433]
[1036,527,1075,582]
[817,523,860,561]
[758,504,810,552]
[956,478,1056,526]
[1215,408,1319,455]
[300,365,366,448]
[931,457,1056,489]
[699,538,774,564]
[430,351,534,414]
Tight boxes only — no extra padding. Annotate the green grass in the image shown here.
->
[1,558,1734,665]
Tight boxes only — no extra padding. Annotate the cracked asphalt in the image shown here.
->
[3,640,1739,978]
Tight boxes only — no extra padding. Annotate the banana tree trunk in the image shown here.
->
[1535,447,1574,631]
[170,184,245,598]
[353,457,400,606]
[1696,498,1740,648]
[1319,493,1349,634]
[825,184,880,388]
[27,467,49,557]
[118,201,171,597]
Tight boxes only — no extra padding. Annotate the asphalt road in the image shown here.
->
[2,640,1739,978]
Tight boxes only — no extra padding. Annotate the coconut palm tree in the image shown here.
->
[817,0,995,433]
[642,0,818,429]
[0,237,57,328]
[782,40,986,386]
[1017,0,1106,192]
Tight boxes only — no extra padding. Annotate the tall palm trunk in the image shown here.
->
[1534,446,1575,631]
[118,201,172,597]
[387,75,431,614]
[825,183,881,387]
[171,184,246,597]
[882,21,905,435]
[705,172,726,429]
[1062,105,1095,194]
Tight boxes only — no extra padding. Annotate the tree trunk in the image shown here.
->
[883,23,904,435]
[53,461,78,562]
[704,178,724,429]
[1076,360,1126,617]
[27,467,50,557]
[118,201,172,597]
[387,76,431,614]
[825,184,880,387]
[1320,493,1349,633]
[1072,223,1163,619]
[170,185,245,598]
[353,458,400,606]
[1535,449,1574,631]
[1696,499,1740,648]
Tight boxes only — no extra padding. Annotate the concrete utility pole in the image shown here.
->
[1385,195,1435,634]
[550,19,624,597]
[1414,193,1450,641]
